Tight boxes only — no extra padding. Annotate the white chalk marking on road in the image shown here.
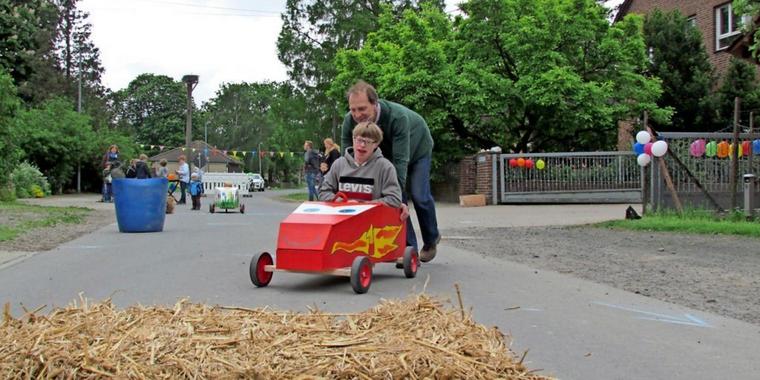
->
[521,308,543,312]
[207,223,250,226]
[458,220,477,224]
[593,302,711,328]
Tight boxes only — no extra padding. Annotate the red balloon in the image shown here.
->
[525,159,534,169]
[509,158,518,167]
[644,142,653,155]
[517,158,526,167]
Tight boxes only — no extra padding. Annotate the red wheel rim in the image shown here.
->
[359,262,371,288]
[411,253,418,273]
[257,255,273,284]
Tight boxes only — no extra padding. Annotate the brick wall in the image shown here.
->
[458,153,497,205]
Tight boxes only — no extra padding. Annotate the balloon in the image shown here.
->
[633,142,645,155]
[729,143,743,158]
[525,159,534,169]
[644,142,653,155]
[517,158,526,168]
[754,139,760,155]
[690,139,706,157]
[651,140,668,157]
[509,158,518,168]
[637,153,651,167]
[536,159,546,170]
[636,131,651,145]
[705,141,717,157]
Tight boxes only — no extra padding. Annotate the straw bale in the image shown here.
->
[1,295,554,379]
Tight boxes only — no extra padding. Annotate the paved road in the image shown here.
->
[1,192,758,379]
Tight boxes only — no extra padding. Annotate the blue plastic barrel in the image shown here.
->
[112,178,168,232]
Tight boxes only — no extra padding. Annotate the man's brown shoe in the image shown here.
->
[419,235,441,263]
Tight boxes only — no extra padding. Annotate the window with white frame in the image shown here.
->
[687,15,696,27]
[715,3,743,50]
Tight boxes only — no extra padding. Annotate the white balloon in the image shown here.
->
[637,153,651,167]
[651,140,668,157]
[636,131,651,145]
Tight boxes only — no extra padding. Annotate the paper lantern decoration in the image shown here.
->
[644,142,653,156]
[525,159,534,169]
[509,158,518,168]
[705,141,717,157]
[636,131,651,145]
[517,158,526,168]
[753,140,760,155]
[742,141,751,156]
[633,142,645,155]
[716,141,729,158]
[651,140,668,157]
[729,143,743,158]
[637,153,651,167]
[536,159,546,170]
[690,139,706,157]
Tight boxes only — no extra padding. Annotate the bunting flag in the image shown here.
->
[135,142,306,160]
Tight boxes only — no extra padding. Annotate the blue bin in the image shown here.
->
[112,178,168,232]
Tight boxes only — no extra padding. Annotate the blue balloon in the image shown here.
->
[633,142,645,155]
[754,139,760,155]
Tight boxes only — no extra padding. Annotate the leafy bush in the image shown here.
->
[11,162,51,199]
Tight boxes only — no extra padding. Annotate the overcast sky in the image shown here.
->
[80,0,620,106]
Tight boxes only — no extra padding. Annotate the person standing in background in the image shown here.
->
[176,155,190,205]
[322,137,341,172]
[303,140,321,201]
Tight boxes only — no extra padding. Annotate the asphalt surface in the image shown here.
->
[1,192,758,380]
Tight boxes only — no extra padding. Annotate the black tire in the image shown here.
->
[240,204,245,214]
[350,256,372,294]
[403,246,419,278]
[209,204,215,213]
[250,252,273,287]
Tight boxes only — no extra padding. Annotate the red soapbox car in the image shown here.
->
[249,193,419,293]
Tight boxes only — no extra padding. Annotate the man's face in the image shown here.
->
[349,92,376,123]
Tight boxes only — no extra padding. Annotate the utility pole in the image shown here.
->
[181,75,199,157]
[258,142,262,175]
[76,58,82,193]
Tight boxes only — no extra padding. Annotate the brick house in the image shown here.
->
[615,0,752,76]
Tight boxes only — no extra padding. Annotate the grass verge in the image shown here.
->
[599,209,760,238]
[0,202,89,242]
[280,192,309,202]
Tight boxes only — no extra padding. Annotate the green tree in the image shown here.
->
[716,57,760,128]
[277,0,443,139]
[112,74,187,148]
[643,9,716,132]
[333,0,668,157]
[14,97,96,192]
[0,68,20,199]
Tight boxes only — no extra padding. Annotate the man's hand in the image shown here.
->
[399,203,409,221]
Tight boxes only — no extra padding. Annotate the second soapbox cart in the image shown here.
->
[209,184,245,214]
[249,193,419,294]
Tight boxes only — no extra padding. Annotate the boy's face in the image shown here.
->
[352,135,378,165]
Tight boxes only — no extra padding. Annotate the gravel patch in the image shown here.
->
[0,209,113,252]
[443,226,760,326]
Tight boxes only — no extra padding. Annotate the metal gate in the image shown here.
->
[496,152,642,203]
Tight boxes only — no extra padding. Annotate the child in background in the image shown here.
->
[102,163,113,202]
[189,172,204,210]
